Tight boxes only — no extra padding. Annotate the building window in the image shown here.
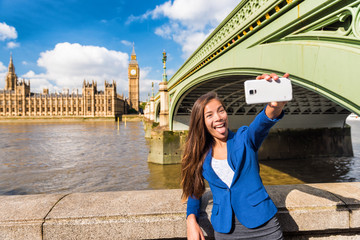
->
[108,106,111,111]
[108,99,111,104]
[79,107,81,111]
[19,107,22,111]
[88,107,91,111]
[12,108,15,112]
[0,108,2,112]
[6,108,9,112]
[53,107,55,111]
[58,107,61,111]
[42,108,45,111]
[0,100,2,105]
[26,108,29,112]
[31,108,34,111]
[87,99,91,104]
[36,108,39,111]
[19,100,22,105]
[63,107,66,111]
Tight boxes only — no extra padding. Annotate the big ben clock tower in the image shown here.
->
[128,44,140,112]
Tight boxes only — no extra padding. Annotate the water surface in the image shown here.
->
[0,119,359,195]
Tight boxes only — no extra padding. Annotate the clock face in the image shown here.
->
[130,69,136,75]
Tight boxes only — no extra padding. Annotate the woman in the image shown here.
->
[181,73,289,240]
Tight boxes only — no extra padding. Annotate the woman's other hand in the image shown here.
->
[256,73,290,119]
[187,214,205,240]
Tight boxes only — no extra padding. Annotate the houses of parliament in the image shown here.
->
[0,48,140,117]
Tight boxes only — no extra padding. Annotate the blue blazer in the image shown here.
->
[187,108,284,233]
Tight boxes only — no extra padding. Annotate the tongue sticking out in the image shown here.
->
[215,124,226,134]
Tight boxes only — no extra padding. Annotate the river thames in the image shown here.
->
[0,118,359,195]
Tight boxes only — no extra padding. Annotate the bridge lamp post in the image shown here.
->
[150,82,155,121]
[159,50,169,128]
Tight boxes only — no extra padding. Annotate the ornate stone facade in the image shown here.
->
[0,55,127,117]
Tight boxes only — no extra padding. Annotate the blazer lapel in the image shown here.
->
[227,130,246,187]
[226,130,236,171]
[202,148,228,189]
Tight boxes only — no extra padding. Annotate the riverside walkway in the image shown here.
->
[1,182,360,239]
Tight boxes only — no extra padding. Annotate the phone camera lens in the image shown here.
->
[249,90,254,95]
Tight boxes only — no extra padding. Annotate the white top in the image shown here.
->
[211,157,234,188]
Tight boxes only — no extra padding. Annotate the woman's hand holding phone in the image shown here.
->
[256,73,290,119]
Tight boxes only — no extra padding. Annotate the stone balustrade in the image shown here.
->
[1,182,360,239]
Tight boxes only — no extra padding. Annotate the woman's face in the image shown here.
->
[204,99,228,142]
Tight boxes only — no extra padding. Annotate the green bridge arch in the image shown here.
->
[154,0,360,130]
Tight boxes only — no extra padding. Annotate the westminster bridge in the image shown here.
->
[144,0,360,164]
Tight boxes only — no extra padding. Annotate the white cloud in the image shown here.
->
[136,66,160,101]
[166,68,176,77]
[6,41,20,49]
[154,21,212,58]
[130,0,240,58]
[21,42,129,94]
[0,75,5,89]
[0,61,6,72]
[0,62,6,89]
[121,40,132,47]
[141,79,161,101]
[126,10,152,25]
[22,70,36,78]
[150,0,231,30]
[0,22,17,41]
[154,23,174,39]
[21,71,56,93]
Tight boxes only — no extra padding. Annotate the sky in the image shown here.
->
[0,0,240,101]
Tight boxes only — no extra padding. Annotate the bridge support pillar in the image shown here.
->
[143,119,154,139]
[159,81,169,128]
[150,96,155,121]
[144,102,149,119]
[147,129,187,164]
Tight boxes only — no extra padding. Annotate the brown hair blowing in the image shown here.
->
[181,92,222,201]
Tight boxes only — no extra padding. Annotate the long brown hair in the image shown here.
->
[181,92,222,201]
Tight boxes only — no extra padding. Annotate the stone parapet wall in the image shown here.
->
[1,182,360,239]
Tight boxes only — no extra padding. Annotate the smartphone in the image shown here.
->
[244,78,293,104]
